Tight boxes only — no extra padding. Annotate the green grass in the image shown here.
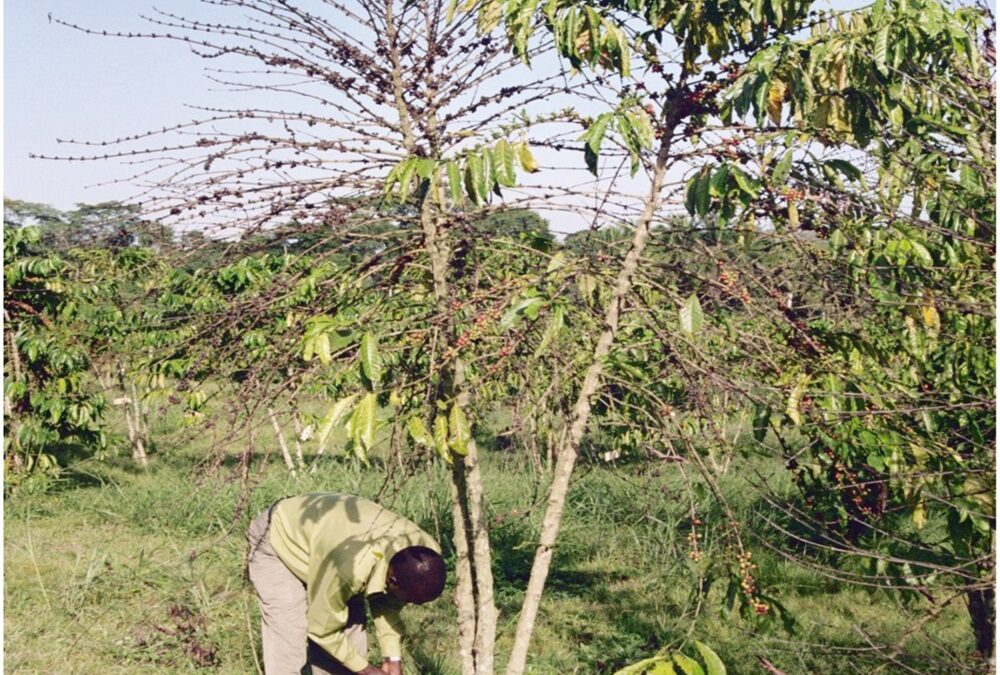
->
[4,411,985,674]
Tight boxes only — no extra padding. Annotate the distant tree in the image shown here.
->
[3,198,174,252]
[473,208,550,240]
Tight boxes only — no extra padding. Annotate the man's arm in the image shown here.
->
[307,603,370,672]
[306,575,374,672]
[369,594,406,664]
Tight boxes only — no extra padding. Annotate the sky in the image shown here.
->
[2,0,927,223]
[5,1,233,209]
[4,0,634,234]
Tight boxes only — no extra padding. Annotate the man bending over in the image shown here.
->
[247,493,446,674]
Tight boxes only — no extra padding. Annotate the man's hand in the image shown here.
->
[357,665,384,675]
[381,659,403,675]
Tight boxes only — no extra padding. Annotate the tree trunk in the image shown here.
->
[450,459,479,675]
[115,366,150,467]
[503,131,676,675]
[454,360,497,673]
[267,407,297,473]
[419,199,497,674]
[128,380,149,466]
[968,586,995,659]
[292,414,306,470]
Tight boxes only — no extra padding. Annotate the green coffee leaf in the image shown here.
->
[359,332,383,390]
[680,294,704,335]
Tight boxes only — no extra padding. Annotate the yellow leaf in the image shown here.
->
[834,54,847,90]
[815,96,851,134]
[785,374,810,426]
[517,142,539,172]
[787,201,799,228]
[478,0,503,33]
[921,300,940,336]
[912,502,926,529]
[767,79,786,125]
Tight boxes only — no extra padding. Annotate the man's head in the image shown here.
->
[385,546,446,605]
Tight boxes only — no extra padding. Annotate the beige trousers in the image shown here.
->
[247,507,367,675]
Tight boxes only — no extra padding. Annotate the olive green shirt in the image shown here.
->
[268,493,440,672]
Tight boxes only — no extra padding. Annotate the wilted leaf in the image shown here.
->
[672,652,706,675]
[493,138,517,187]
[317,394,359,447]
[578,273,598,305]
[316,333,332,364]
[786,375,810,425]
[447,161,465,205]
[767,79,786,125]
[546,251,567,274]
[465,152,485,205]
[478,0,503,31]
[397,158,418,202]
[349,393,378,459]
[787,201,799,228]
[517,141,539,172]
[921,301,940,336]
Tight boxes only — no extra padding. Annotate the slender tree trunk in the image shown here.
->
[267,407,297,473]
[128,380,149,466]
[292,414,306,470]
[115,365,150,466]
[450,458,478,675]
[968,585,995,658]
[417,171,497,675]
[504,131,676,675]
[422,204,497,672]
[454,360,497,673]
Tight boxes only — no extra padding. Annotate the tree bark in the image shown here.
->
[454,360,497,674]
[292,414,306,470]
[968,585,995,659]
[450,459,478,675]
[128,380,149,466]
[267,407,297,473]
[503,133,675,675]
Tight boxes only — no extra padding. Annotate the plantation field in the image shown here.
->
[5,0,994,670]
[3,409,978,674]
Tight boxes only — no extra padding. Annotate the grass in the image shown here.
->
[3,407,985,674]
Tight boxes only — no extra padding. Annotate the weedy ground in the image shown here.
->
[4,405,979,674]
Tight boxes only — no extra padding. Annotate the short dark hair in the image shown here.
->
[389,546,446,603]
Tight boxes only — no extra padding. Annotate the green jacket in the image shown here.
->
[269,493,440,672]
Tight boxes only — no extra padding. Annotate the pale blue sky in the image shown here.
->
[5,1,232,209]
[5,0,621,234]
[3,0,911,220]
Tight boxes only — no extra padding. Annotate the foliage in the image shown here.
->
[695,0,994,652]
[3,224,107,486]
[16,0,995,667]
[615,641,725,675]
